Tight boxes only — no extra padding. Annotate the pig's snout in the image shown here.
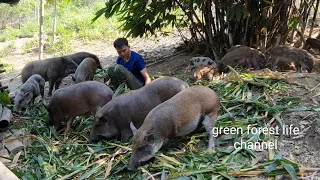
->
[128,160,139,171]
[86,137,96,144]
[13,106,20,112]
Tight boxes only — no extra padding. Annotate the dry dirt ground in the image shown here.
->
[1,33,320,178]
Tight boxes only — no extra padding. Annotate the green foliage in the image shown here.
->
[93,0,184,37]
[45,35,74,56]
[45,1,124,43]
[228,3,250,21]
[0,59,14,73]
[0,43,15,58]
[22,37,38,54]
[0,0,124,51]
[0,90,11,105]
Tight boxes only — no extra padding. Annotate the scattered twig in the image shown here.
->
[105,142,132,151]
[141,167,155,180]
[308,83,320,93]
[145,172,164,180]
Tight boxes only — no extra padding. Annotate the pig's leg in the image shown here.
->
[202,115,215,150]
[252,56,261,70]
[294,62,302,73]
[55,79,62,90]
[207,70,214,81]
[121,127,133,142]
[271,57,278,71]
[48,80,55,96]
[64,116,75,139]
[40,87,44,99]
[53,113,63,132]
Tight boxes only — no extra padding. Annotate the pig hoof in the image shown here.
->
[127,166,138,172]
[206,147,215,153]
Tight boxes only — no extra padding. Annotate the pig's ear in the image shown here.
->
[24,92,33,103]
[130,122,137,135]
[71,75,75,82]
[144,133,155,145]
[84,74,89,81]
[96,106,102,114]
[61,57,74,64]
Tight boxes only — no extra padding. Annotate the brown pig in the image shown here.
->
[89,76,189,142]
[304,38,320,52]
[45,81,113,137]
[21,56,78,96]
[268,45,314,73]
[219,46,266,73]
[128,86,220,171]
[189,65,215,83]
[71,57,98,83]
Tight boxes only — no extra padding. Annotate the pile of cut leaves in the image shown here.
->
[6,69,320,179]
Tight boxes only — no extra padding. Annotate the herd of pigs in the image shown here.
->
[187,45,315,82]
[10,44,316,170]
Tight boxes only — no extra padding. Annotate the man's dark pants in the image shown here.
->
[106,64,143,90]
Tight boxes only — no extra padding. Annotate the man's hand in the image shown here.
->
[140,68,151,85]
[105,79,111,85]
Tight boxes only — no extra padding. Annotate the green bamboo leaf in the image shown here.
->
[92,7,107,23]
[158,153,181,166]
[287,107,310,111]
[79,165,103,180]
[264,160,279,173]
[0,90,11,105]
[161,169,166,180]
[281,162,298,180]
[172,176,192,180]
[196,174,205,180]
[274,151,283,159]
[244,148,256,158]
[171,169,215,178]
[228,7,236,21]
[218,172,235,180]
[113,82,127,98]
[109,1,122,18]
[273,115,283,131]
[37,155,44,167]
[235,5,242,21]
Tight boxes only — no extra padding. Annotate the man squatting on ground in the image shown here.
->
[105,38,152,90]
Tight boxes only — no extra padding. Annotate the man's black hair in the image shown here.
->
[113,38,129,49]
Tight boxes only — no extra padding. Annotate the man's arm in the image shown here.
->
[140,68,151,85]
[105,79,111,85]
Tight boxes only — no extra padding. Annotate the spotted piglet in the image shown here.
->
[185,57,217,73]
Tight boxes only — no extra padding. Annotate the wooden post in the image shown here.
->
[39,0,44,60]
[0,161,19,180]
[0,107,12,131]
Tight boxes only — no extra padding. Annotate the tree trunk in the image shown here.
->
[53,0,57,42]
[309,0,320,37]
[39,0,44,60]
[300,0,315,42]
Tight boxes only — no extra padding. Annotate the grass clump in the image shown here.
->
[0,0,124,54]
[45,35,74,56]
[22,38,38,54]
[0,43,15,58]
